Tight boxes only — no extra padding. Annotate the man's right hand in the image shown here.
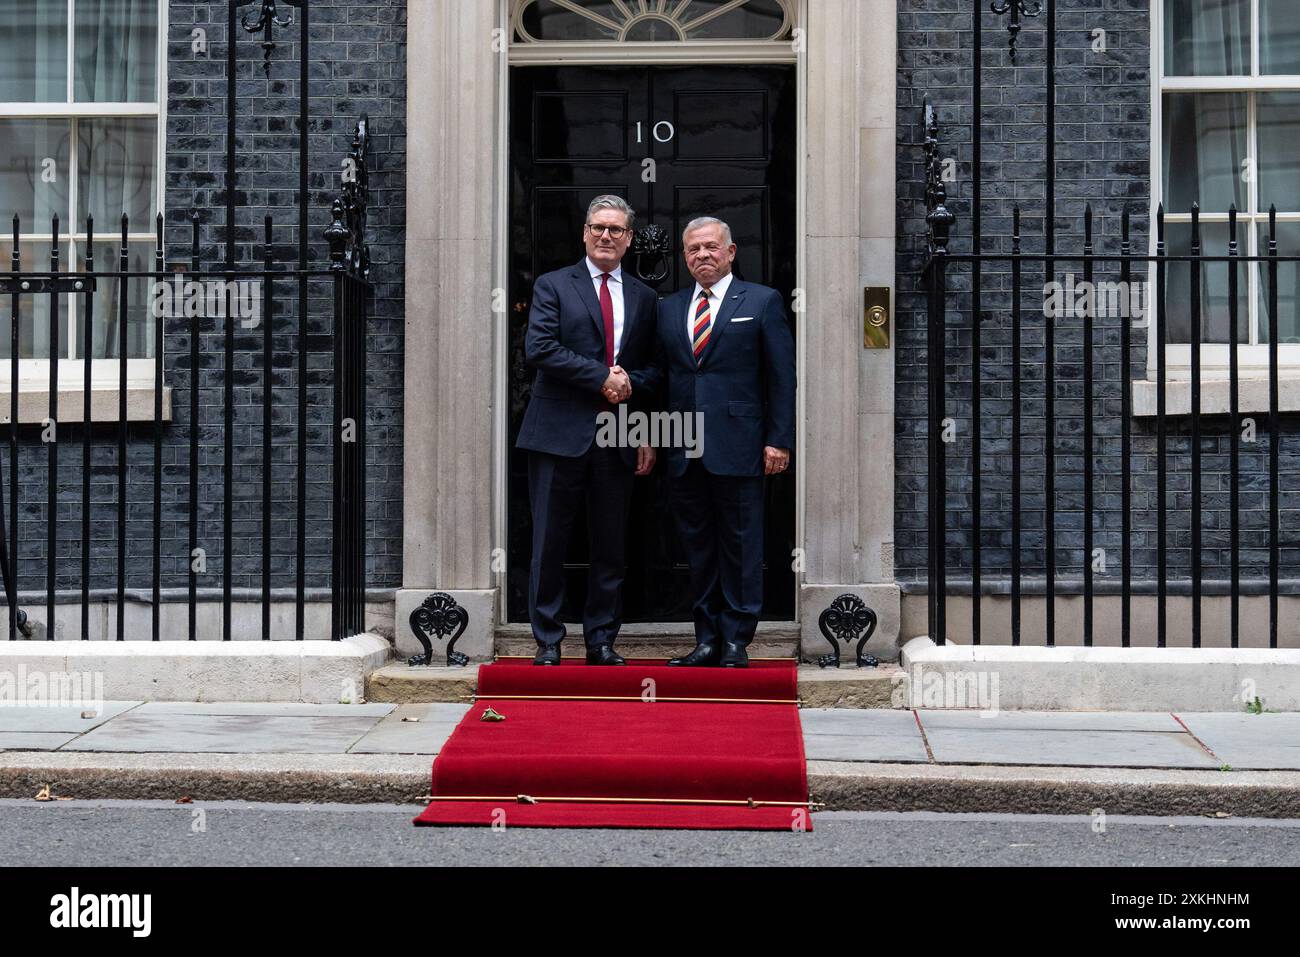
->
[603,367,631,403]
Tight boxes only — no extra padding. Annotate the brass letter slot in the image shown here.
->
[863,287,890,349]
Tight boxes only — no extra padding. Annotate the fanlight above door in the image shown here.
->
[511,0,796,43]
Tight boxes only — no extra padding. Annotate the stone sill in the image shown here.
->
[1132,376,1300,417]
[0,385,172,424]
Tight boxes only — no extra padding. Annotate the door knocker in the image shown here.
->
[632,224,671,285]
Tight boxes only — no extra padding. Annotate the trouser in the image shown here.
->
[669,458,764,647]
[527,445,634,649]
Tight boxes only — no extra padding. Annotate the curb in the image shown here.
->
[809,761,1300,818]
[5,754,1300,817]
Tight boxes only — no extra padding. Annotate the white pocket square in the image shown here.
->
[731,316,754,322]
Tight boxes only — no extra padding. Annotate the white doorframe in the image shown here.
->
[492,0,808,624]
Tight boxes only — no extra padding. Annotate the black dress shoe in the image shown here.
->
[586,645,626,666]
[718,641,749,668]
[667,642,719,667]
[533,645,561,666]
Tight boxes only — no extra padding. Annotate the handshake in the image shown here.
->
[602,365,632,403]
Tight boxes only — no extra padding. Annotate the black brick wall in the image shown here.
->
[10,0,405,604]
[895,0,1300,592]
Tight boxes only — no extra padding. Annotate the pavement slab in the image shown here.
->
[61,712,385,754]
[0,701,141,733]
[1177,712,1300,770]
[0,732,83,751]
[803,734,928,762]
[135,702,394,718]
[348,703,469,754]
[800,709,928,762]
[800,708,919,736]
[915,710,1185,733]
[921,727,1220,769]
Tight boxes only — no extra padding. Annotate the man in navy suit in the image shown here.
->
[516,196,658,666]
[634,217,796,668]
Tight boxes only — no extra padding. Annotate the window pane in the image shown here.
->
[0,241,74,360]
[1260,0,1300,75]
[1162,92,1247,213]
[519,1,621,41]
[623,17,682,42]
[74,0,157,103]
[682,0,788,40]
[1258,222,1300,345]
[1258,93,1300,213]
[77,118,157,231]
[1164,221,1250,344]
[1163,0,1250,76]
[0,119,72,231]
[78,240,154,359]
[0,0,68,102]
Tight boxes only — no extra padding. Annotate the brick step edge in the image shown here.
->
[365,662,903,708]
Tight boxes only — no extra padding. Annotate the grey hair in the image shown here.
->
[682,216,733,245]
[586,195,635,230]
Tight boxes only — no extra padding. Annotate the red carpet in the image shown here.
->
[413,658,810,831]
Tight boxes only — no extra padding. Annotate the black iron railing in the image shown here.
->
[918,1,1298,649]
[0,3,374,642]
[0,119,371,642]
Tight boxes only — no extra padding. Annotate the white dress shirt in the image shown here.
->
[586,256,625,363]
[686,270,735,345]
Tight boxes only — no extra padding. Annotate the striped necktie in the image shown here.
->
[692,287,713,363]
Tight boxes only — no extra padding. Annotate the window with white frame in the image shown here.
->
[1156,0,1300,367]
[0,0,163,378]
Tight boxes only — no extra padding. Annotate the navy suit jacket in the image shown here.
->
[515,259,659,463]
[636,277,796,478]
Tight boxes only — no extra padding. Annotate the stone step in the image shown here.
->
[492,622,801,660]
[366,660,904,708]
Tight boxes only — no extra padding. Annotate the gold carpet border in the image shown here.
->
[418,794,822,809]
[465,694,801,705]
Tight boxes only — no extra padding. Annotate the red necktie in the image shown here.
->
[599,272,615,366]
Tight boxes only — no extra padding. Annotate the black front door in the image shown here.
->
[507,64,797,624]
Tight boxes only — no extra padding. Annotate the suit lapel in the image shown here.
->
[621,276,641,347]
[672,289,695,364]
[568,260,605,340]
[698,281,746,368]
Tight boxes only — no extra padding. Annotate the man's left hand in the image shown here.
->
[635,445,656,476]
[764,446,790,475]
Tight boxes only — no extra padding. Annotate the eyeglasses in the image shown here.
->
[585,223,629,238]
